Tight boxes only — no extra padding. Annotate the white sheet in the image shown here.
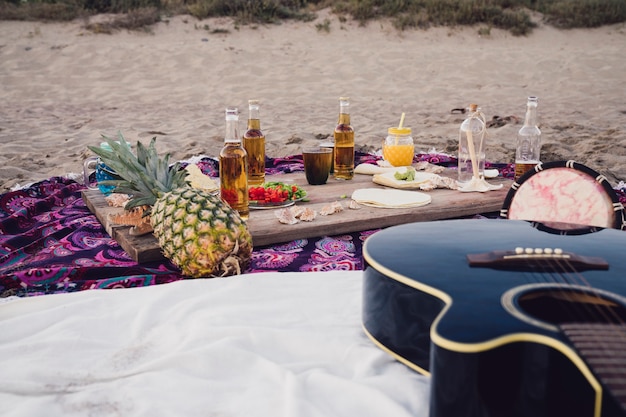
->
[0,271,430,417]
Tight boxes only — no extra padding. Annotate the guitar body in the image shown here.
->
[362,219,626,417]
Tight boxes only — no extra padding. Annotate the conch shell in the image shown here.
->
[275,208,299,225]
[349,200,361,210]
[320,201,344,216]
[298,207,317,222]
[108,205,154,236]
[275,206,317,224]
[105,193,130,208]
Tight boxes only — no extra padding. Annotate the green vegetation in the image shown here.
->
[537,0,626,28]
[186,0,318,24]
[1,0,624,36]
[315,17,331,32]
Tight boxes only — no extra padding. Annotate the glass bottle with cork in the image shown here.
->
[457,103,486,184]
[243,99,265,186]
[333,96,355,180]
[220,107,249,220]
[515,96,541,181]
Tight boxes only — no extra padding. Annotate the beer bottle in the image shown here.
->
[515,96,541,181]
[243,100,265,186]
[333,97,355,180]
[220,107,249,220]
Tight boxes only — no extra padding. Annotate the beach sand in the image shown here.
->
[1,10,625,191]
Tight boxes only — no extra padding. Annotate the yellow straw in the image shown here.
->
[395,112,405,145]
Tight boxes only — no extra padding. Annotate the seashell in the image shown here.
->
[108,205,150,227]
[320,201,344,216]
[290,205,305,218]
[436,176,459,190]
[319,204,334,216]
[298,208,317,222]
[105,193,130,208]
[349,200,361,210]
[415,161,445,174]
[275,208,299,225]
[418,180,437,191]
[129,222,154,236]
[331,201,344,212]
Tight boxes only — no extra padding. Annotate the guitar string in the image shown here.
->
[553,254,626,412]
[545,255,605,323]
[553,255,626,326]
[543,251,626,404]
[524,255,592,323]
[475,234,626,409]
[514,250,626,335]
[516,250,626,410]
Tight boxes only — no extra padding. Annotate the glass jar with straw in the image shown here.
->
[383,112,414,167]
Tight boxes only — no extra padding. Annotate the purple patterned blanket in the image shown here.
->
[1,153,619,297]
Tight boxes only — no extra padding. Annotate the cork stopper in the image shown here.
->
[469,104,478,112]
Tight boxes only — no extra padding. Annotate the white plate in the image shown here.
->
[249,200,295,210]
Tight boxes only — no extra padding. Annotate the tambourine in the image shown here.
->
[500,160,625,232]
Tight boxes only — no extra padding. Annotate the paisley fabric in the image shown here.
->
[2,153,620,297]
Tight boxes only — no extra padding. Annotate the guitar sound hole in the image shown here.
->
[518,288,626,325]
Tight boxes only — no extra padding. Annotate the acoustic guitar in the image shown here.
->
[362,219,626,417]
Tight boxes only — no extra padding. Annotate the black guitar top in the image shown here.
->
[362,219,626,417]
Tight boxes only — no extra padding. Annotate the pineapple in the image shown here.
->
[89,133,252,278]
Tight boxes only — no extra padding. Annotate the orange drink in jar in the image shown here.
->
[383,127,414,167]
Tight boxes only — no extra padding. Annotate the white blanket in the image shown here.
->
[0,271,430,417]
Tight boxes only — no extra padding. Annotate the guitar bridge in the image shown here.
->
[467,247,609,272]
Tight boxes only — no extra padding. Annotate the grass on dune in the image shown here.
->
[0,0,625,36]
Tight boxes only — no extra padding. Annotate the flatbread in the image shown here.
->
[185,164,219,192]
[354,164,401,175]
[351,188,432,208]
[372,170,440,189]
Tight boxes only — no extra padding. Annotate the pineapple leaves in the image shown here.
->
[87,132,191,206]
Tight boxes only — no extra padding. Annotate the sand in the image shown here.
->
[1,10,625,191]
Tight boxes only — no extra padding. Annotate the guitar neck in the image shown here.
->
[561,323,626,414]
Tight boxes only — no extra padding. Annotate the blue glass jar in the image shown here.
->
[83,141,127,195]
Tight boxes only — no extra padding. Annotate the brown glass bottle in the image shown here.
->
[243,100,266,186]
[220,107,249,220]
[333,97,355,180]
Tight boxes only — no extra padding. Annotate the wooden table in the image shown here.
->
[83,169,512,263]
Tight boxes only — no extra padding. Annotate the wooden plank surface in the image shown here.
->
[82,190,164,263]
[82,169,512,263]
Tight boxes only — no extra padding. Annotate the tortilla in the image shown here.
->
[354,164,401,175]
[351,188,432,208]
[372,170,440,189]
